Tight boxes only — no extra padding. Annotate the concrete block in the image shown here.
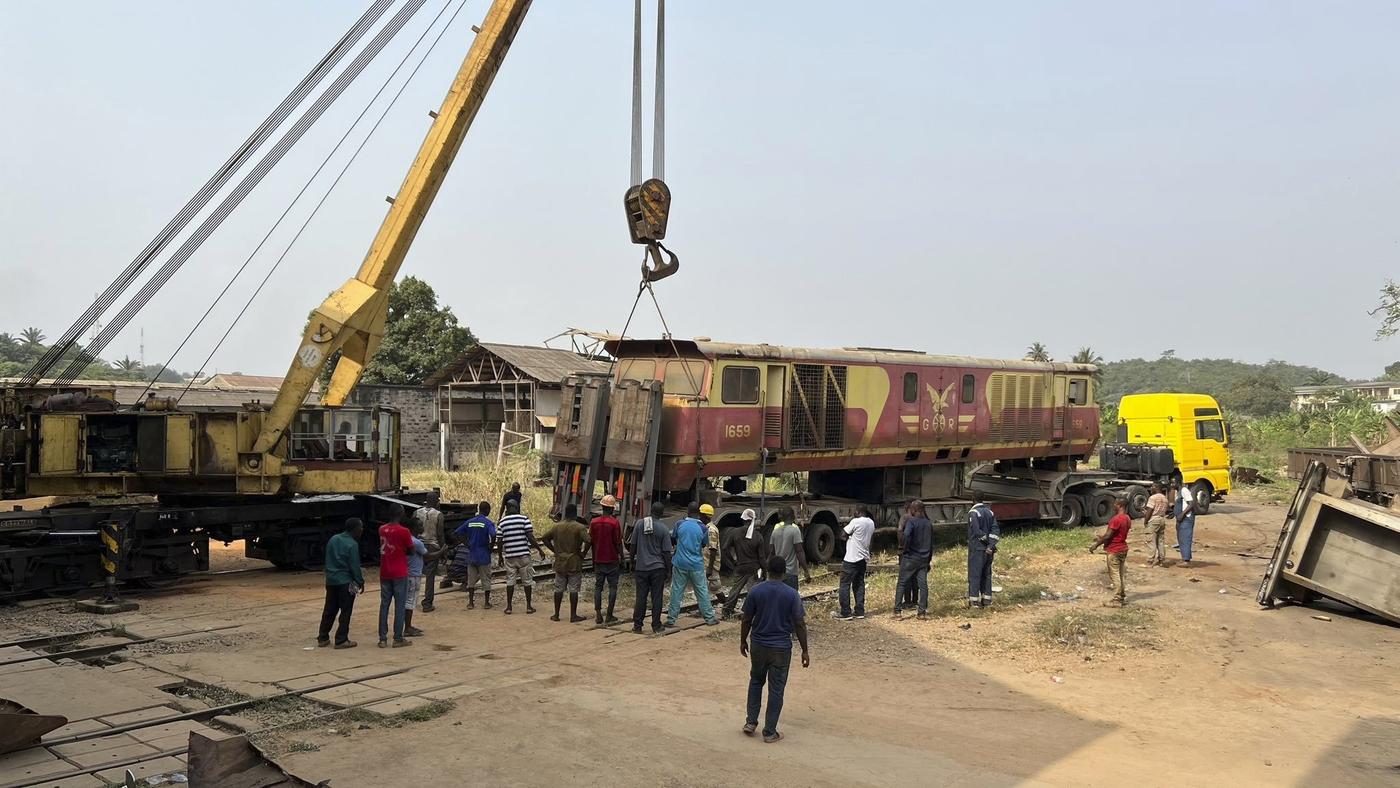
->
[97,705,179,726]
[0,745,61,768]
[211,714,260,733]
[126,719,214,744]
[419,684,481,701]
[360,674,448,694]
[96,755,187,783]
[49,732,142,757]
[64,741,160,768]
[362,695,435,717]
[40,775,106,787]
[329,663,392,680]
[42,718,111,742]
[0,750,72,782]
[102,661,140,672]
[304,682,396,709]
[276,672,342,691]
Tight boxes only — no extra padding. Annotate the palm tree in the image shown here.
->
[19,327,45,348]
[1072,347,1104,365]
[1025,342,1051,362]
[0,333,17,360]
[115,356,141,375]
[1305,371,1338,387]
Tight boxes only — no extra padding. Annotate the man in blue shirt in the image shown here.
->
[665,502,718,627]
[895,501,934,619]
[967,494,1000,608]
[741,555,810,743]
[453,501,497,609]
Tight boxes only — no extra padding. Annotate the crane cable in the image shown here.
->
[22,0,396,385]
[138,0,469,405]
[53,0,429,385]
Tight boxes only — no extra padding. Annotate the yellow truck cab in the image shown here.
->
[1117,393,1230,512]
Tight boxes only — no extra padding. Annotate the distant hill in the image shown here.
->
[1097,357,1341,405]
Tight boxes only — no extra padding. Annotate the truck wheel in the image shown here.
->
[1123,485,1149,520]
[804,521,836,564]
[1058,495,1085,528]
[1191,481,1213,515]
[1088,490,1115,526]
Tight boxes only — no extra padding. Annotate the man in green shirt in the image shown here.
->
[542,504,591,623]
[318,518,365,649]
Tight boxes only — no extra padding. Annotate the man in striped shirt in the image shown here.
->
[496,500,545,614]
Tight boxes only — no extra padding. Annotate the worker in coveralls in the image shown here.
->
[967,494,1000,607]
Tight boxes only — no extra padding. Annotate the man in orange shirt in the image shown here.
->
[1091,498,1131,607]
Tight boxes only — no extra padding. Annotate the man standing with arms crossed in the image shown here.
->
[590,495,625,624]
[543,504,591,622]
[769,507,812,591]
[834,506,875,621]
[1143,483,1170,567]
[741,555,810,743]
[497,500,545,614]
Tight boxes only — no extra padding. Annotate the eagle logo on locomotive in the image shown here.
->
[926,382,955,435]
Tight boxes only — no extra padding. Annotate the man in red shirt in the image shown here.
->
[1091,498,1131,607]
[589,495,625,625]
[378,504,414,648]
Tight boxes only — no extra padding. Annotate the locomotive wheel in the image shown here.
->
[804,521,836,564]
[1088,490,1116,526]
[1122,485,1150,520]
[1058,495,1085,528]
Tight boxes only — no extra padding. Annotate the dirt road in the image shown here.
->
[2,501,1396,787]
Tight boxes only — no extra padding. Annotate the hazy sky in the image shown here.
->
[3,1,1398,380]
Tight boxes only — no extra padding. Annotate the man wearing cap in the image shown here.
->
[666,502,719,627]
[721,508,769,619]
[590,495,625,625]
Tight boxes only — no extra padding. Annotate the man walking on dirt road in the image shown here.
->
[1143,484,1170,567]
[317,517,364,649]
[741,555,810,743]
[894,502,933,619]
[1091,498,1131,606]
[377,505,414,648]
[590,495,624,624]
[770,507,811,591]
[629,500,673,633]
[543,504,591,622]
[497,500,545,614]
[666,503,719,627]
[721,508,768,620]
[967,494,1000,608]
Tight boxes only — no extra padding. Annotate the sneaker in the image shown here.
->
[404,627,426,638]
[631,626,644,634]
[392,638,413,648]
[525,606,537,614]
[763,731,783,744]
[596,613,604,625]
[377,639,388,648]
[334,640,357,649]
[421,602,435,612]
[854,614,866,620]
[916,612,928,620]
[743,722,757,736]
[605,616,621,625]
[704,619,720,626]
[316,638,330,648]
[830,611,853,621]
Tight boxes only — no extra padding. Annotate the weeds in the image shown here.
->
[1034,607,1156,650]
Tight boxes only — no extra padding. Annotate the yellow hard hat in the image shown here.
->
[699,503,715,516]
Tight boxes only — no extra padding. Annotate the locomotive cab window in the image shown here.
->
[1068,378,1089,405]
[721,366,761,404]
[664,360,707,397]
[902,372,918,403]
[961,374,976,404]
[617,358,655,383]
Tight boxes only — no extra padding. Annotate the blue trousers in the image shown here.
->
[839,560,867,616]
[378,577,407,642]
[1177,517,1195,562]
[666,568,716,624]
[968,548,994,603]
[747,644,792,736]
[894,556,929,613]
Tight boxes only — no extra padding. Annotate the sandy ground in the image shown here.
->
[4,501,1397,787]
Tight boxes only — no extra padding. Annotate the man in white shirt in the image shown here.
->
[833,506,876,620]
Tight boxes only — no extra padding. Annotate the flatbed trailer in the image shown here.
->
[0,492,466,599]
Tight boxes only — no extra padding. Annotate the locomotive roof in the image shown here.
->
[605,337,1099,374]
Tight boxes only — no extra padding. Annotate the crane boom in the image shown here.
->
[251,0,533,456]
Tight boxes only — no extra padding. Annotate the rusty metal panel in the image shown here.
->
[552,374,610,463]
[603,380,662,471]
[1258,461,1400,625]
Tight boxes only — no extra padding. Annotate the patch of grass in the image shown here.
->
[286,740,320,753]
[390,698,455,724]
[1034,607,1157,650]
[404,458,554,534]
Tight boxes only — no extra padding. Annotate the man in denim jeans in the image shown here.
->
[377,504,414,648]
[741,556,810,743]
[833,506,875,621]
[665,503,719,627]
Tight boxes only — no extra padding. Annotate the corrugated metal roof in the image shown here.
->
[604,338,1100,373]
[425,343,612,387]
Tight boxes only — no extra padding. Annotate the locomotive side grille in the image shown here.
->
[764,410,782,438]
[988,373,1006,442]
[788,363,846,450]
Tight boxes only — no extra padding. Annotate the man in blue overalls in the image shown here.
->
[967,494,1000,607]
[1174,482,1197,568]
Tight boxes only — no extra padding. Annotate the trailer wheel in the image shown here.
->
[1058,495,1085,528]
[1088,490,1116,526]
[1191,480,1213,515]
[1122,485,1150,519]
[804,520,836,564]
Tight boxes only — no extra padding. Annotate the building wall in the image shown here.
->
[347,384,439,467]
